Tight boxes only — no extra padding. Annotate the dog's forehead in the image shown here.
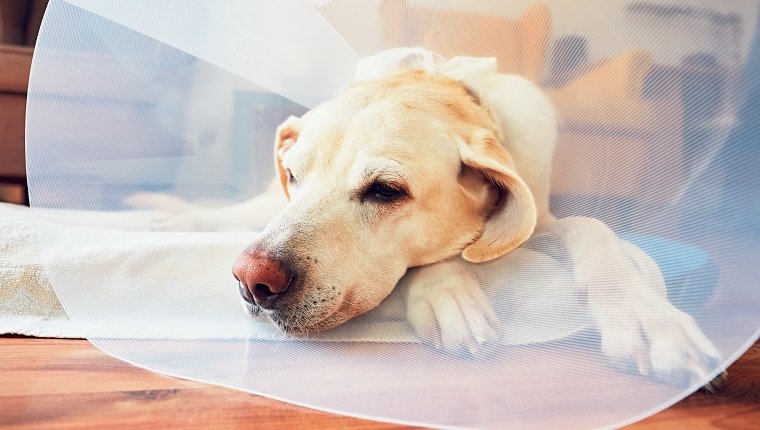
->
[293,93,461,171]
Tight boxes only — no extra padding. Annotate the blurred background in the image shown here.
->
[1,0,759,247]
[3,0,758,237]
[0,0,46,204]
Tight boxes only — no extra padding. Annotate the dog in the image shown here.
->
[131,60,721,386]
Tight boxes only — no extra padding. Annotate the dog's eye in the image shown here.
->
[362,181,407,203]
[286,169,297,185]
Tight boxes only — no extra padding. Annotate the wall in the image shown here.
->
[318,0,759,69]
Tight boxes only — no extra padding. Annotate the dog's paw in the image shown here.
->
[560,218,724,386]
[598,305,721,386]
[644,309,721,385]
[403,261,502,355]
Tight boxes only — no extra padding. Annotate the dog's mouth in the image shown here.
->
[238,282,343,335]
[240,298,263,317]
[243,304,340,335]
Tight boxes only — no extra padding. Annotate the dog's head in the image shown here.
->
[233,71,536,334]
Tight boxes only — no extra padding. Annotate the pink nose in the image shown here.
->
[232,247,292,309]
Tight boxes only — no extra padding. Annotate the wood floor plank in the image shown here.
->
[0,338,190,396]
[0,336,758,429]
[1,389,401,430]
[0,337,405,429]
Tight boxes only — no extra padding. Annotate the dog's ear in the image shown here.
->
[458,130,537,262]
[274,116,302,199]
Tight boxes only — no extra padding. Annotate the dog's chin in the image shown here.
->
[240,298,346,336]
[272,315,338,336]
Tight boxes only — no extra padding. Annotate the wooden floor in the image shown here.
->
[0,335,757,429]
[2,234,758,428]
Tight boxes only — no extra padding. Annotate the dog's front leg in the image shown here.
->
[398,258,502,355]
[544,216,721,385]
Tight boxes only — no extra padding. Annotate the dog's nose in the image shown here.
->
[232,247,293,309]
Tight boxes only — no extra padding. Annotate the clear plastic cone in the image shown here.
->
[23,0,760,428]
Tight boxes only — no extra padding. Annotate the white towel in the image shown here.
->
[0,202,588,344]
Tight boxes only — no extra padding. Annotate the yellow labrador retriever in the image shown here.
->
[135,68,720,385]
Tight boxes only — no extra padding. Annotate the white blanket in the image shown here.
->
[0,202,588,344]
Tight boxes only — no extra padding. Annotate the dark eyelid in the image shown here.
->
[353,164,411,202]
[359,178,409,203]
[286,168,297,184]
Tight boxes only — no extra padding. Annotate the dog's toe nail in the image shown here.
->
[634,349,651,376]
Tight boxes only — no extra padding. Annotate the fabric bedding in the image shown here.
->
[0,203,589,344]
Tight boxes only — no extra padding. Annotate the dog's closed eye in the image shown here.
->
[361,181,408,204]
[286,169,298,186]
